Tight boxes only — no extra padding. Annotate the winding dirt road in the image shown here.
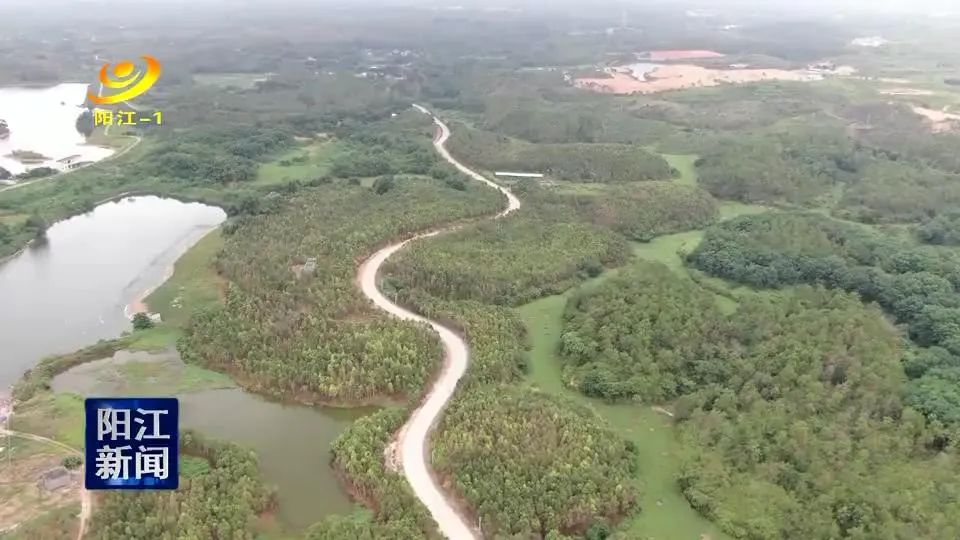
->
[356,105,520,539]
[0,429,91,540]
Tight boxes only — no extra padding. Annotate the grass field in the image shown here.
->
[54,349,236,397]
[9,393,84,449]
[146,228,225,329]
[519,292,731,540]
[254,139,343,186]
[110,355,235,395]
[661,154,698,186]
[0,211,27,226]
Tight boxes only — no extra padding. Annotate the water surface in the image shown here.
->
[0,196,225,388]
[2,196,369,530]
[0,83,113,175]
[52,350,372,529]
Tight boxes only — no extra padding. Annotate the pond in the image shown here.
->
[0,196,225,388]
[0,195,371,530]
[622,62,661,79]
[52,349,372,529]
[0,83,113,176]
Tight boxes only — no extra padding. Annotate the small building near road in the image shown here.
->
[494,171,545,179]
[302,257,318,277]
[37,467,72,491]
[56,155,82,167]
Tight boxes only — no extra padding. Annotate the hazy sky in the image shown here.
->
[3,0,959,17]
[6,0,960,7]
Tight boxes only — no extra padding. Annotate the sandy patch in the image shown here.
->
[123,261,174,320]
[913,106,960,132]
[880,88,935,96]
[575,64,822,95]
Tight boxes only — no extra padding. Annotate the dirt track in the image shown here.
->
[0,429,91,540]
[355,105,519,539]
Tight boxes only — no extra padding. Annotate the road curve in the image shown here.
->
[356,105,520,539]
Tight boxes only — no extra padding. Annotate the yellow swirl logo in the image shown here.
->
[88,56,162,105]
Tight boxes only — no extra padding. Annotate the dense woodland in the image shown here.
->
[433,387,638,538]
[307,409,430,539]
[179,165,502,404]
[549,181,719,242]
[560,265,960,538]
[384,204,628,307]
[560,263,733,401]
[446,123,676,183]
[89,432,275,539]
[689,212,960,428]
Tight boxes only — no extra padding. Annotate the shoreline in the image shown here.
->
[2,199,225,400]
[123,225,223,320]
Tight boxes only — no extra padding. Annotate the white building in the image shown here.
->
[494,172,545,179]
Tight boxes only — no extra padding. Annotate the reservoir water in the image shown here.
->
[0,196,367,529]
[52,350,371,529]
[0,83,114,176]
[0,196,226,387]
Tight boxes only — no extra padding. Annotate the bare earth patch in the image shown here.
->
[0,451,78,532]
[880,88,935,96]
[913,106,960,132]
[575,64,822,94]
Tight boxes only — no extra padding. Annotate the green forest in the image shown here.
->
[179,169,502,404]
[446,123,677,183]
[307,409,430,539]
[384,207,628,307]
[89,432,275,539]
[433,387,638,538]
[6,3,960,539]
[688,212,960,428]
[559,264,960,538]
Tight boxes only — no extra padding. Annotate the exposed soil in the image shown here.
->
[912,106,960,132]
[880,88,935,96]
[575,64,821,95]
[0,451,78,532]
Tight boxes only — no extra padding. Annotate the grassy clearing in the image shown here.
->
[631,231,703,275]
[5,504,81,540]
[126,326,184,351]
[146,228,225,328]
[519,293,732,540]
[0,211,27,226]
[254,139,343,186]
[90,354,236,396]
[718,200,768,220]
[661,154,698,186]
[9,393,84,449]
[85,124,137,150]
[0,437,64,461]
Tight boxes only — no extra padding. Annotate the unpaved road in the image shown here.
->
[356,105,520,539]
[0,429,91,539]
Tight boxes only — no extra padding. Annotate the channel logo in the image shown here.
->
[88,56,162,106]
